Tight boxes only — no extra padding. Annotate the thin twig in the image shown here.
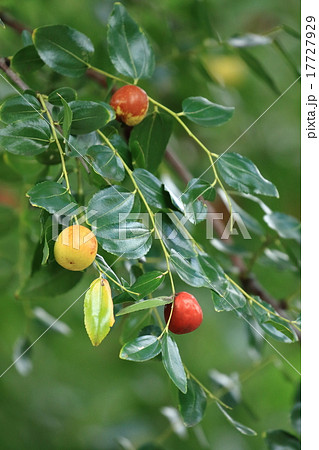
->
[0,57,29,91]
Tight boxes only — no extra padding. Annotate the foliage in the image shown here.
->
[0,1,300,449]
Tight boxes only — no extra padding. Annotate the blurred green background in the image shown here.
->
[0,0,300,449]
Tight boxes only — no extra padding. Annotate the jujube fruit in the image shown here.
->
[164,292,203,334]
[110,85,149,126]
[54,225,98,271]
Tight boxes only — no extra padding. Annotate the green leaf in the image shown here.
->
[33,307,71,336]
[170,250,208,288]
[211,280,246,312]
[196,254,228,296]
[129,112,173,172]
[59,96,73,139]
[264,430,301,449]
[217,404,257,436]
[181,179,214,224]
[59,101,112,135]
[18,262,83,299]
[48,87,77,105]
[116,297,172,316]
[228,197,264,236]
[120,335,161,361]
[96,221,152,259]
[182,97,234,127]
[158,213,197,258]
[264,212,301,243]
[0,94,41,124]
[0,119,51,155]
[251,298,296,343]
[209,369,241,408]
[161,333,187,393]
[129,271,166,300]
[11,45,44,74]
[95,254,122,289]
[86,144,125,181]
[237,48,280,95]
[133,169,175,211]
[178,378,207,427]
[13,337,32,376]
[228,33,272,48]
[84,278,115,346]
[87,186,135,227]
[217,152,279,197]
[27,181,77,214]
[33,25,94,77]
[107,2,155,80]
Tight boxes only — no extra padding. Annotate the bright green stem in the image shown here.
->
[94,260,139,296]
[97,130,175,298]
[37,94,71,194]
[226,274,301,331]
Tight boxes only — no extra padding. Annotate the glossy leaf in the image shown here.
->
[196,254,228,296]
[228,33,272,48]
[182,97,234,127]
[107,2,155,80]
[0,119,51,156]
[181,179,211,224]
[217,403,257,436]
[87,186,135,227]
[209,369,241,407]
[264,430,301,449]
[0,94,41,124]
[237,48,280,95]
[84,278,115,346]
[116,297,172,316]
[161,333,187,393]
[228,196,264,236]
[87,144,125,181]
[13,337,32,376]
[59,96,72,139]
[18,262,83,299]
[217,152,279,197]
[48,87,77,105]
[95,255,122,289]
[27,181,77,214]
[212,280,246,312]
[133,169,175,211]
[251,298,296,343]
[11,45,44,74]
[129,271,166,300]
[178,378,207,427]
[129,112,173,172]
[264,212,301,243]
[59,101,112,135]
[96,221,152,259]
[170,250,208,287]
[157,213,197,258]
[33,307,71,336]
[120,335,161,361]
[33,25,94,77]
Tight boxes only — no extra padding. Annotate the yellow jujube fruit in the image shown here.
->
[54,225,97,271]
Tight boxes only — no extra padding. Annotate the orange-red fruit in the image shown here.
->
[164,292,203,334]
[110,85,149,126]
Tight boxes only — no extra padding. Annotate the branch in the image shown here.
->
[0,57,29,91]
[0,11,31,34]
[164,148,289,314]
